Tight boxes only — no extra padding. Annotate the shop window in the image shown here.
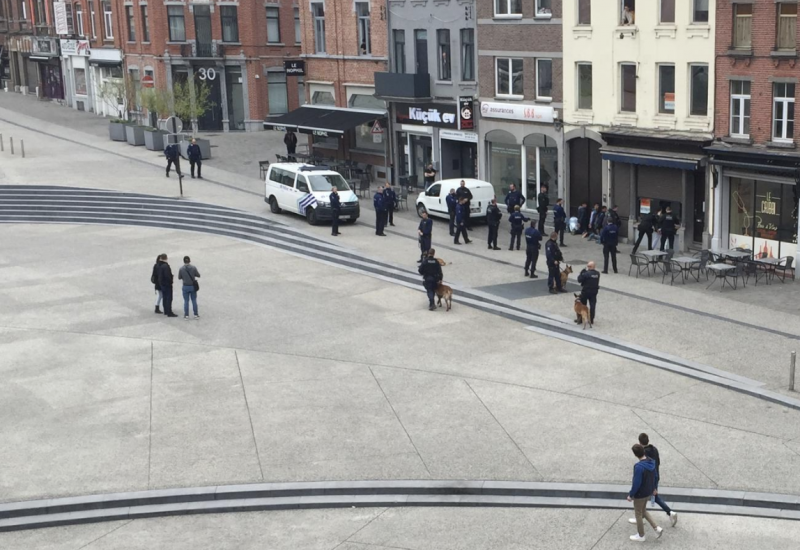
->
[394,30,406,73]
[312,3,325,53]
[660,0,675,24]
[141,6,149,42]
[167,6,185,42]
[536,0,551,17]
[357,2,371,55]
[496,58,523,97]
[690,64,709,116]
[460,29,474,81]
[524,134,558,208]
[536,59,552,100]
[734,4,752,49]
[294,8,301,45]
[494,0,521,17]
[267,70,288,115]
[730,80,751,137]
[578,0,591,25]
[354,120,383,152]
[74,68,87,95]
[489,141,522,202]
[221,6,239,43]
[729,178,798,258]
[102,0,112,39]
[620,63,636,112]
[437,30,451,81]
[693,0,709,23]
[125,6,135,42]
[620,0,635,25]
[658,65,675,114]
[577,63,592,110]
[777,3,797,51]
[266,7,280,44]
[312,90,335,105]
[773,82,795,142]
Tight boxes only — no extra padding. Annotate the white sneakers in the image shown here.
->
[628,518,637,524]
[184,315,189,320]
[670,511,678,526]
[194,315,200,320]
[628,521,667,542]
[629,534,646,542]
[655,526,663,539]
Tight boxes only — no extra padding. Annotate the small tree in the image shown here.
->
[173,80,213,136]
[99,74,139,121]
[141,88,174,128]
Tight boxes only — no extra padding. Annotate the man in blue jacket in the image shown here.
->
[600,220,619,274]
[330,186,341,236]
[524,221,542,278]
[627,443,663,542]
[545,233,566,294]
[383,183,397,226]
[417,210,433,263]
[504,184,524,214]
[187,138,202,179]
[508,205,529,250]
[553,198,567,247]
[445,189,458,236]
[373,189,387,236]
[453,198,471,245]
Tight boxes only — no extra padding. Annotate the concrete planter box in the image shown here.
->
[125,125,146,146]
[144,129,166,151]
[180,137,211,160]
[109,121,127,141]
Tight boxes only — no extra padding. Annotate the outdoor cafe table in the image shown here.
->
[639,250,668,273]
[755,256,781,284]
[706,263,736,289]
[671,256,701,283]
[712,248,751,261]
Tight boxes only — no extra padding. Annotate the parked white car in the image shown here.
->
[415,178,496,220]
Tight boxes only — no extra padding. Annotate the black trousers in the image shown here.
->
[632,230,652,254]
[375,210,386,235]
[419,236,431,258]
[190,159,202,178]
[448,211,456,235]
[463,202,471,229]
[161,286,174,315]
[488,225,499,248]
[660,232,675,251]
[423,278,437,306]
[603,244,618,273]
[286,144,296,160]
[166,157,181,176]
[525,249,539,274]
[579,290,597,323]
[555,221,566,245]
[454,224,468,243]
[331,209,340,235]
[387,207,394,225]
[509,231,522,250]
[548,264,562,290]
[538,209,547,234]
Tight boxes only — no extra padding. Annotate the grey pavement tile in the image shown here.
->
[0,520,132,550]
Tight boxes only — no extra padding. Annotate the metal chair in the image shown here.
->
[397,186,409,210]
[774,256,795,282]
[655,250,674,274]
[721,262,746,290]
[743,260,768,286]
[687,250,710,281]
[628,254,650,278]
[358,178,370,199]
[662,259,684,286]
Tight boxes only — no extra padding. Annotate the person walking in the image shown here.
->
[508,205,529,250]
[553,198,567,247]
[629,434,679,528]
[178,256,201,320]
[632,212,655,254]
[373,188,387,236]
[486,198,503,250]
[187,139,203,179]
[151,254,164,314]
[453,198,471,245]
[627,443,664,542]
[446,189,458,236]
[284,130,297,160]
[418,248,443,311]
[455,180,473,230]
[600,219,619,274]
[164,142,181,178]
[330,186,341,236]
[524,221,542,278]
[537,185,549,234]
[383,183,397,226]
[659,206,680,251]
[504,184,525,214]
[424,163,438,187]
[418,210,433,263]
[157,254,178,317]
[576,261,600,324]
[545,232,566,294]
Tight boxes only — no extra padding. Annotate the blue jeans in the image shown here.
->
[654,493,672,515]
[182,285,198,316]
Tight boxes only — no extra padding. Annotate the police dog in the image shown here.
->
[557,264,573,288]
[433,258,453,311]
[574,293,592,329]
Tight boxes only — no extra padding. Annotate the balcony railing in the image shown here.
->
[374,72,431,100]
[180,42,222,58]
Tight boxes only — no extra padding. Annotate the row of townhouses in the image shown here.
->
[1,0,798,256]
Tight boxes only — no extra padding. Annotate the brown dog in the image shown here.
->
[574,293,592,329]
[434,257,452,311]
[552,264,573,289]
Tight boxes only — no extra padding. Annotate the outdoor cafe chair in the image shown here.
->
[628,254,651,278]
[774,256,795,282]
[687,250,710,281]
[743,260,768,286]
[722,262,746,290]
[662,259,684,286]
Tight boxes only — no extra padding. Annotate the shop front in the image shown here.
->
[31,37,63,100]
[708,146,799,260]
[478,101,562,215]
[89,49,123,117]
[59,40,91,111]
[7,35,39,95]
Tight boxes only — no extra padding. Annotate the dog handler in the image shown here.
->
[577,261,600,324]
[418,249,443,311]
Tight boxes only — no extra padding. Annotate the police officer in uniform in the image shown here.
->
[373,189,387,236]
[453,198,472,244]
[504,184,525,214]
[632,212,655,254]
[577,261,601,324]
[330,186,341,236]
[446,189,458,236]
[418,210,433,263]
[508,205,529,250]
[418,248,443,311]
[383,183,397,226]
[486,198,503,250]
[545,232,566,294]
[553,198,567,247]
[524,221,542,278]
[455,180,474,229]
[537,185,550,234]
[659,206,680,251]
[600,219,619,274]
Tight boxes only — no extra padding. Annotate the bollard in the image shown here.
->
[791,351,796,392]
[9,136,13,155]
[21,139,24,158]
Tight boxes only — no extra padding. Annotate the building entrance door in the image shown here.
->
[40,63,64,99]
[194,66,223,131]
[568,137,602,216]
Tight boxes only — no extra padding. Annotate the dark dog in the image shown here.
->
[574,294,592,329]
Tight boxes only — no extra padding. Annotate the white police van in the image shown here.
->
[415,178,496,221]
[264,163,360,225]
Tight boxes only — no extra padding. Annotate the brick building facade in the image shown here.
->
[708,0,799,258]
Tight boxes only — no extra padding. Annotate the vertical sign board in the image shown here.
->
[458,96,474,131]
[54,2,70,35]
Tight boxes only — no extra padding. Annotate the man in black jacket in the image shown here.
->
[418,248,443,311]
[157,254,178,317]
[545,233,566,294]
[659,206,680,251]
[383,183,397,226]
[632,212,655,254]
[486,198,503,250]
[632,433,678,528]
[577,261,600,324]
[417,210,433,262]
[284,131,297,160]
[164,143,181,178]
[537,185,549,234]
[504,184,524,214]
[600,220,619,274]
[455,180,473,229]
[187,139,202,179]
[330,187,341,236]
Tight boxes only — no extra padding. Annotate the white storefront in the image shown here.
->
[59,40,91,111]
[88,48,123,117]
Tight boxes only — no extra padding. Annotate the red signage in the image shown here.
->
[141,75,155,88]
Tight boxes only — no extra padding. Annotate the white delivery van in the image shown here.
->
[415,178,496,221]
[264,163,360,225]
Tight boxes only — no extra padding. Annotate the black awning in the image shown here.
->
[600,145,705,171]
[263,106,384,137]
[89,59,122,67]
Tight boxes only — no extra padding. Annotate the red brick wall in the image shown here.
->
[715,0,800,144]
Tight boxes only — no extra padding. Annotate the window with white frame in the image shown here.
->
[773,82,795,142]
[460,29,474,81]
[620,63,636,112]
[693,0,709,23]
[577,63,592,110]
[294,7,301,44]
[357,2,371,55]
[690,64,709,116]
[621,0,635,25]
[730,80,751,137]
[266,7,280,43]
[88,0,96,38]
[65,3,75,34]
[496,58,523,97]
[312,3,325,53]
[437,29,451,81]
[536,0,551,16]
[494,0,521,17]
[660,0,675,24]
[102,0,112,39]
[578,0,591,25]
[536,58,552,99]
[777,3,797,51]
[75,4,84,36]
[658,64,675,114]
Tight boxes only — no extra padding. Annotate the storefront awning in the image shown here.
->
[600,145,705,171]
[263,106,385,136]
[89,59,122,67]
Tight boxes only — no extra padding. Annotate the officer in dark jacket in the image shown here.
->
[417,211,433,263]
[508,205,529,250]
[577,261,600,324]
[545,233,566,294]
[383,183,397,226]
[284,130,297,160]
[553,198,567,247]
[486,198,503,250]
[577,202,589,235]
[455,180,473,229]
[373,190,387,236]
[632,212,655,254]
[537,185,550,233]
[418,248,443,311]
[607,205,621,227]
[454,198,471,244]
[524,222,542,278]
[187,139,202,179]
[446,189,458,236]
[330,187,341,236]
[157,254,178,317]
[659,206,680,251]
[504,184,525,214]
[164,143,181,178]
[600,220,619,274]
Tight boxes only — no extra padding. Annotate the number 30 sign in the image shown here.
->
[197,68,217,81]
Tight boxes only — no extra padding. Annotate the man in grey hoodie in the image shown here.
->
[178,256,201,320]
[626,443,663,542]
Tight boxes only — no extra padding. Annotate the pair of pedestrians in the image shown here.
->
[151,254,201,320]
[627,433,678,542]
